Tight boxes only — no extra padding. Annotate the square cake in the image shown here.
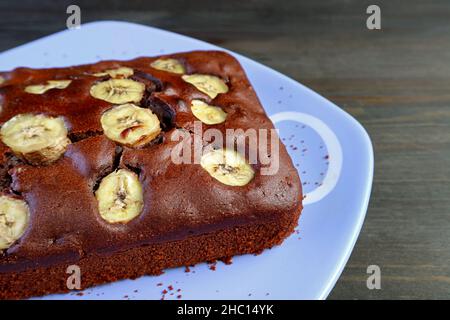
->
[0,51,302,299]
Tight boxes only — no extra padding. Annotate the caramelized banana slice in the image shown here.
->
[24,80,72,94]
[0,195,30,250]
[93,67,134,78]
[182,74,228,99]
[101,103,161,147]
[191,100,227,125]
[0,113,70,165]
[150,58,185,74]
[95,169,144,224]
[200,148,254,186]
[90,79,145,104]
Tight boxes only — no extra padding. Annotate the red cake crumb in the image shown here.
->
[221,256,233,265]
[208,261,217,271]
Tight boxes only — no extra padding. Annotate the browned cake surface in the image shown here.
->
[0,51,302,299]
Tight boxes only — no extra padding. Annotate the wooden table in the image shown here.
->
[1,0,449,299]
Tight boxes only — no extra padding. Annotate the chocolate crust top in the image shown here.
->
[0,51,302,272]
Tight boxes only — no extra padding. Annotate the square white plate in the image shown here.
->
[0,21,373,300]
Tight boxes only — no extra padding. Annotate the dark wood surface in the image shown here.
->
[1,0,449,299]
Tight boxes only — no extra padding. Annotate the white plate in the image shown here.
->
[0,21,374,300]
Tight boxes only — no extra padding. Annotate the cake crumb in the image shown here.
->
[221,256,233,265]
[208,261,217,271]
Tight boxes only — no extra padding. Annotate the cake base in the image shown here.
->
[0,207,300,299]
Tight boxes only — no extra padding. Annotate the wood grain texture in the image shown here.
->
[0,0,449,299]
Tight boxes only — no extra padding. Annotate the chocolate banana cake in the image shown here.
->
[0,50,302,299]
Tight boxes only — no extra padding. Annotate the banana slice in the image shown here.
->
[0,195,30,250]
[101,103,161,147]
[95,169,144,224]
[0,113,70,165]
[182,74,228,99]
[191,99,227,125]
[93,67,134,78]
[200,148,254,186]
[90,79,145,104]
[24,80,72,94]
[150,58,185,74]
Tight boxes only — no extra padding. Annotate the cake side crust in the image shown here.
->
[0,204,300,299]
